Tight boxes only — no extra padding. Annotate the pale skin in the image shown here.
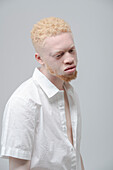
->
[9,32,84,170]
[9,157,31,170]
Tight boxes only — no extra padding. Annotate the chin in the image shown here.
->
[56,70,78,82]
[45,64,77,82]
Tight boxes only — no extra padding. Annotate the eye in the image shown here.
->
[55,52,64,58]
[69,48,75,53]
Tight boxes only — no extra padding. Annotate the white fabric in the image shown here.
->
[0,67,82,170]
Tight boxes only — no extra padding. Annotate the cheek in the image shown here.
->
[75,56,77,62]
[50,59,61,68]
[45,59,58,70]
[73,54,77,62]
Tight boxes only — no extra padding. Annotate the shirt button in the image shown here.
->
[63,126,66,130]
[59,104,63,108]
[59,103,62,106]
[71,148,74,151]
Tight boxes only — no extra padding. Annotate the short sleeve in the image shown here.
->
[0,96,37,160]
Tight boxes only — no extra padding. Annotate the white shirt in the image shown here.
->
[0,67,82,170]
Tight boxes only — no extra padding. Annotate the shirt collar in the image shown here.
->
[32,67,74,98]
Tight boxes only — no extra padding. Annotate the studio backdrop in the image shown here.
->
[0,0,113,170]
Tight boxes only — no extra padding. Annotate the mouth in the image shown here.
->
[64,65,76,72]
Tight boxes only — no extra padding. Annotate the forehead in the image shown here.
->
[43,32,75,51]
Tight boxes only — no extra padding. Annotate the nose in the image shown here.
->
[63,53,75,65]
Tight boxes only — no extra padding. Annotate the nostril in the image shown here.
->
[66,60,74,64]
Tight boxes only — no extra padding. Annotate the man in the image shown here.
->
[0,17,85,170]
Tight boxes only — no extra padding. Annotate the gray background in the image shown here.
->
[0,0,113,170]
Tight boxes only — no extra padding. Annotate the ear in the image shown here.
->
[35,53,44,65]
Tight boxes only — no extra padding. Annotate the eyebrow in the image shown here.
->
[49,44,75,56]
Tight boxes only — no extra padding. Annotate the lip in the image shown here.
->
[64,65,76,72]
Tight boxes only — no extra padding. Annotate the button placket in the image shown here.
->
[58,92,67,137]
[67,93,77,150]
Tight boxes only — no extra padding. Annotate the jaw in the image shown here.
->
[45,63,78,82]
[55,70,78,82]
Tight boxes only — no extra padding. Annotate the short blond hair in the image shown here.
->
[30,17,72,48]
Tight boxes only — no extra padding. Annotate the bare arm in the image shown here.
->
[80,154,85,170]
[9,157,31,170]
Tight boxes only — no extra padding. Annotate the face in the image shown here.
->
[36,32,78,82]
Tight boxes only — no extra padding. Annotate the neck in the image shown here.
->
[39,67,65,90]
[49,77,65,90]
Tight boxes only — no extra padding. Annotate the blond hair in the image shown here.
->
[30,17,72,49]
